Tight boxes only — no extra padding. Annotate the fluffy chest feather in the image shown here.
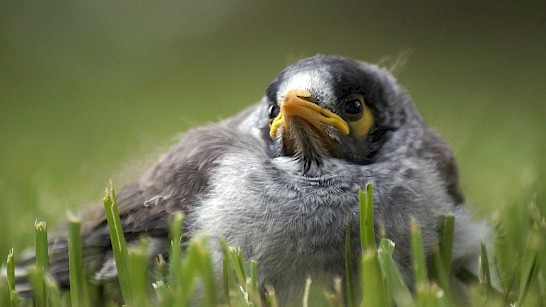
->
[193,152,364,297]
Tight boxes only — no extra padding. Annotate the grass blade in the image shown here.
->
[248,259,261,304]
[178,250,198,305]
[361,249,386,307]
[417,283,445,306]
[359,183,375,251]
[161,211,184,307]
[326,277,344,307]
[6,248,19,307]
[265,285,278,307]
[1,279,11,307]
[34,220,48,307]
[127,237,150,306]
[168,212,184,288]
[35,221,49,274]
[479,238,492,298]
[410,219,427,287]
[67,214,89,307]
[152,280,170,305]
[344,220,355,307]
[194,237,217,306]
[358,183,388,306]
[438,214,454,276]
[229,247,248,290]
[219,237,235,303]
[377,239,414,307]
[103,181,133,305]
[303,277,312,307]
[410,218,430,307]
[29,270,44,307]
[517,224,539,306]
[44,274,62,307]
[431,214,454,301]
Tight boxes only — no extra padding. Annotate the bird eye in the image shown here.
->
[344,95,374,136]
[343,98,363,119]
[268,104,280,119]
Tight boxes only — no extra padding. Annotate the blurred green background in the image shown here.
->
[1,1,545,261]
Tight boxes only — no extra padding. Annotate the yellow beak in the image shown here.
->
[269,89,350,138]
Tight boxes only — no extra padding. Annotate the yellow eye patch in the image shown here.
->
[349,103,374,136]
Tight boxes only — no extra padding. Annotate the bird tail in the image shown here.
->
[8,238,71,298]
[10,249,36,298]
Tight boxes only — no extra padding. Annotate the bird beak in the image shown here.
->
[269,89,350,138]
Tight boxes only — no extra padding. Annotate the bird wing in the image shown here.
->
[16,104,261,293]
[421,128,465,204]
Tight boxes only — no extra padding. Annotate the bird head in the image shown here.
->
[260,55,420,172]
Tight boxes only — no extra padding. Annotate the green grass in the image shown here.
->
[103,182,133,305]
[67,214,90,307]
[32,221,49,307]
[1,183,545,306]
[6,249,18,307]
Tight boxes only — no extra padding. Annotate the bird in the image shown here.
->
[16,54,488,305]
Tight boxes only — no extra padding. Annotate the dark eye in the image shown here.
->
[343,99,363,119]
[268,104,280,119]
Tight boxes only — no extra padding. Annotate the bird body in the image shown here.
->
[17,55,487,305]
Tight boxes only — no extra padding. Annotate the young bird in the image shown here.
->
[17,55,488,305]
